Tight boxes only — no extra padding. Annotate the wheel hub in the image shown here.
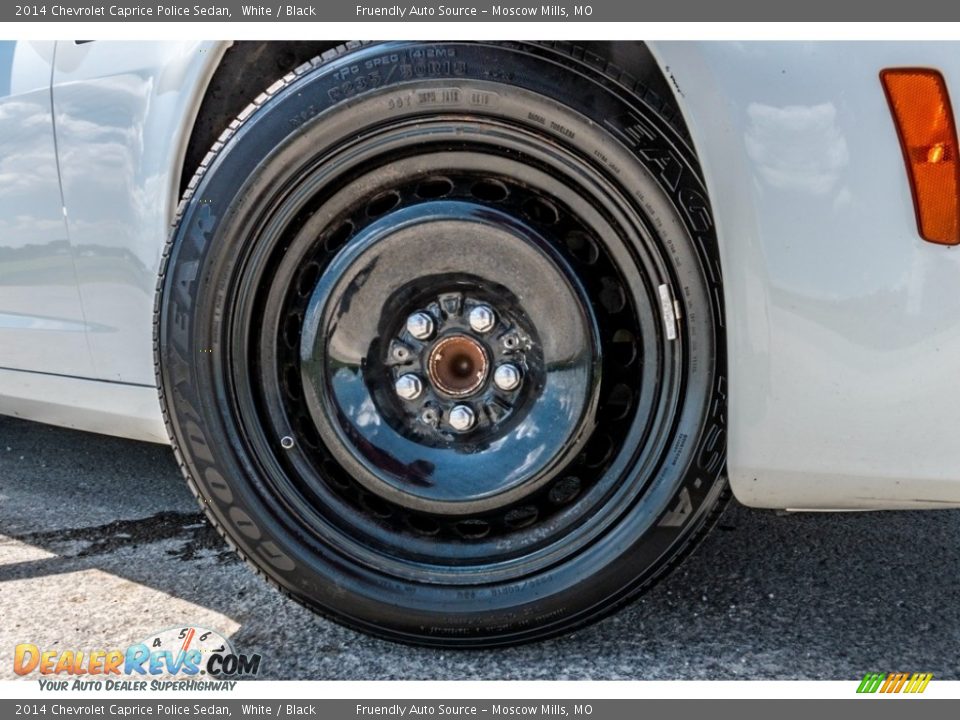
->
[427,334,488,398]
[391,291,540,439]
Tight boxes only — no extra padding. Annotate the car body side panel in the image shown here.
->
[52,40,229,385]
[0,41,96,378]
[0,367,167,443]
[651,41,960,508]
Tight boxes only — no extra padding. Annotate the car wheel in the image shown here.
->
[156,41,727,646]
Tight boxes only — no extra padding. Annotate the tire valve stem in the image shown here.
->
[280,436,295,450]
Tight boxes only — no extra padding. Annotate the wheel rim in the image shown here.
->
[226,114,683,582]
[300,194,598,515]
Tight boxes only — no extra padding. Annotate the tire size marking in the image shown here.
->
[385,87,499,113]
[416,88,462,106]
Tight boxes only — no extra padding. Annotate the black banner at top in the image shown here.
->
[5,0,960,22]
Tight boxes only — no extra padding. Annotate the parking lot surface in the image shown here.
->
[1,415,958,680]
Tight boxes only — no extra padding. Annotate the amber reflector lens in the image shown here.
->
[881,68,960,245]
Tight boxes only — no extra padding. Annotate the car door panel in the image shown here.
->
[0,41,95,378]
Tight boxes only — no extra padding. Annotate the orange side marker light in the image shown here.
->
[881,68,960,245]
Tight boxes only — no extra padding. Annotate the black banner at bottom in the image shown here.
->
[1,699,958,720]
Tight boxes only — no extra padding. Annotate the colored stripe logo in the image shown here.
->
[857,672,932,694]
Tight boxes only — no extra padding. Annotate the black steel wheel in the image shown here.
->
[157,41,727,646]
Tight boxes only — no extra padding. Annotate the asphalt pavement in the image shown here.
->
[1,414,958,680]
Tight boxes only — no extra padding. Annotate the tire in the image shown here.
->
[156,41,727,647]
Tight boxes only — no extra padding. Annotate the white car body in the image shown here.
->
[2,40,959,510]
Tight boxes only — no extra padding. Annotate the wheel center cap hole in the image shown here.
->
[428,335,488,397]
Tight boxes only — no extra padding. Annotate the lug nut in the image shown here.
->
[406,312,435,340]
[448,404,476,432]
[494,363,522,391]
[468,305,496,334]
[394,374,423,400]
